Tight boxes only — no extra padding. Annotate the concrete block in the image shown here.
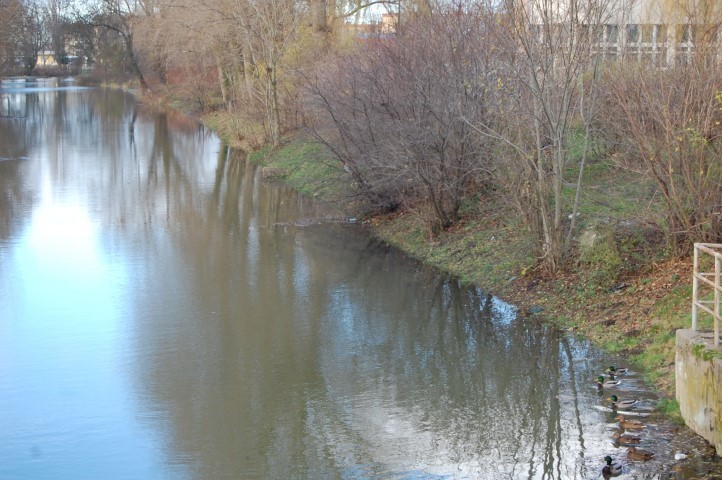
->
[676,328,722,455]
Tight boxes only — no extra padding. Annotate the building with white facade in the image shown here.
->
[525,0,721,65]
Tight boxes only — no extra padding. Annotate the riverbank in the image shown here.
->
[129,87,695,417]
[230,133,700,419]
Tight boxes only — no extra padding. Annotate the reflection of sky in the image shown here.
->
[0,89,190,480]
[2,201,183,479]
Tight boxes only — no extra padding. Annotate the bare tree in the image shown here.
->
[64,17,97,69]
[242,0,305,146]
[600,2,722,253]
[483,0,622,273]
[133,3,172,84]
[76,0,156,89]
[308,1,397,35]
[306,5,499,228]
[0,0,26,74]
[45,0,71,68]
[17,0,48,75]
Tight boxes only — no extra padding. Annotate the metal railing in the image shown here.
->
[692,243,722,347]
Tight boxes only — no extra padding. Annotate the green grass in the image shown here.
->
[202,111,266,151]
[374,208,534,288]
[249,140,343,198]
[603,336,640,353]
[692,343,722,362]
[657,398,684,424]
[562,129,661,220]
[561,162,660,220]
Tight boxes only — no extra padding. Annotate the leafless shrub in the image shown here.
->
[598,57,722,252]
[305,5,499,229]
[484,0,622,273]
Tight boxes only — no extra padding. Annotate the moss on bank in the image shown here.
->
[248,141,341,198]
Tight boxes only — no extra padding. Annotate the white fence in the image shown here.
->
[692,243,722,347]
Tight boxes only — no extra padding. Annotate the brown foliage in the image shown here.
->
[305,6,499,228]
[0,0,25,74]
[599,59,722,252]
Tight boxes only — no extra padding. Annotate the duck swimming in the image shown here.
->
[627,446,654,461]
[602,455,623,477]
[616,415,645,430]
[606,366,629,375]
[610,394,638,409]
[612,430,641,445]
[597,375,621,389]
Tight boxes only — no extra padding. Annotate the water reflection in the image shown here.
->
[0,84,718,480]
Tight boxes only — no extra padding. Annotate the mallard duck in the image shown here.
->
[597,375,621,389]
[616,415,645,430]
[627,446,654,461]
[606,366,628,375]
[610,394,639,409]
[611,430,641,445]
[602,455,623,477]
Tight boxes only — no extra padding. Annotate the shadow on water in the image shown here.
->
[0,82,719,479]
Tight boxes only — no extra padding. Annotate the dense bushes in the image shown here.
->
[598,60,722,253]
[305,7,499,229]
[303,4,722,272]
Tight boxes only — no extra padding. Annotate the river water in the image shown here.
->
[0,78,719,479]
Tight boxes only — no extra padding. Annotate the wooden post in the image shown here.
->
[692,244,699,331]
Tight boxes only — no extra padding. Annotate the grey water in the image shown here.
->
[0,78,718,479]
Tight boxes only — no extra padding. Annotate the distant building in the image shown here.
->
[342,21,382,38]
[342,12,398,39]
[37,51,59,68]
[381,13,398,34]
[525,0,721,66]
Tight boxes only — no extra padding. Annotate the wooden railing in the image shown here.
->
[692,243,722,347]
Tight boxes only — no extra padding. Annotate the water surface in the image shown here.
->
[0,78,718,479]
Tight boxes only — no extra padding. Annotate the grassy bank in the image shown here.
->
[239,134,704,420]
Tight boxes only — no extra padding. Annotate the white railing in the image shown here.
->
[692,243,722,347]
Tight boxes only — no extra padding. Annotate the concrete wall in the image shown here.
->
[675,329,722,455]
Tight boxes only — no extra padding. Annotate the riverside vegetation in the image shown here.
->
[200,114,708,421]
[232,130,700,421]
[17,0,722,421]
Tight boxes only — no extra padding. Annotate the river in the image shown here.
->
[0,78,718,479]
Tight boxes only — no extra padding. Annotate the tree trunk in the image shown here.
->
[214,51,229,110]
[242,41,254,100]
[217,63,228,110]
[125,32,148,91]
[269,65,281,147]
[310,0,327,33]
